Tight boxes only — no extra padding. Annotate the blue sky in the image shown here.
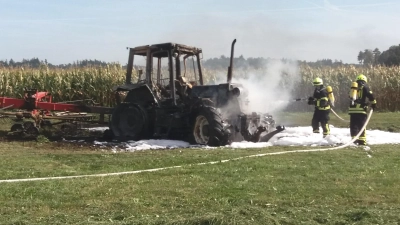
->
[1,0,399,65]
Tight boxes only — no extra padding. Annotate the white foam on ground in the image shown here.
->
[229,141,273,148]
[117,140,190,151]
[86,127,109,131]
[89,126,400,151]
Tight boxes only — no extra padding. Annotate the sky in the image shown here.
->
[88,125,400,152]
[1,0,399,65]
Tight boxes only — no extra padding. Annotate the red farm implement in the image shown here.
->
[0,88,113,136]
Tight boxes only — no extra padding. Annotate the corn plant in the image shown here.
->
[1,64,399,111]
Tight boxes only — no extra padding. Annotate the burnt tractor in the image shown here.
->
[103,39,285,146]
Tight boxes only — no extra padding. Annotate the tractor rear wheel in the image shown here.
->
[192,107,229,146]
[110,103,149,140]
[11,124,24,133]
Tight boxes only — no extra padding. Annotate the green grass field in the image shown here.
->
[0,111,399,224]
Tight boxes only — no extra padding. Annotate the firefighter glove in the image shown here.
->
[371,103,376,110]
[307,97,314,105]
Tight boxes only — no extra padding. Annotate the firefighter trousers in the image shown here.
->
[350,113,367,145]
[312,109,330,137]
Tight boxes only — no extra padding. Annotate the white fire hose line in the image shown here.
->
[331,108,350,122]
[0,110,373,184]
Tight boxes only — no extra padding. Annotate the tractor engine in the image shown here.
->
[189,82,278,144]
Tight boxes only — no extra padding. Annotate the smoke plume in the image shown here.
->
[209,59,301,115]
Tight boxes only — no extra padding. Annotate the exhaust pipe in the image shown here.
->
[227,39,236,83]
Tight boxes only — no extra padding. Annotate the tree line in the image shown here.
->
[201,55,347,70]
[0,58,108,69]
[357,44,400,66]
[0,56,350,70]
[1,43,400,69]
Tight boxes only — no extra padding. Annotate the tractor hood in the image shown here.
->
[189,83,246,107]
[112,83,147,92]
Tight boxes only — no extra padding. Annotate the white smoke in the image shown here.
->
[237,59,300,114]
[209,59,301,115]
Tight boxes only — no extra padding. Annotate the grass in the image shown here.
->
[0,112,400,224]
[1,143,400,224]
[0,142,300,179]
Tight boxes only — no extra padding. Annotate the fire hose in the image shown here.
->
[330,108,349,122]
[325,108,373,149]
[294,98,350,122]
[261,109,374,151]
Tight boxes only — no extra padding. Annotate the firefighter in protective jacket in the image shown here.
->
[348,74,376,145]
[307,77,333,138]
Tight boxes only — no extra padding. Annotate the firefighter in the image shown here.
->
[348,74,376,145]
[307,77,332,138]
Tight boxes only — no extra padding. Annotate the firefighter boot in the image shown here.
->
[357,139,367,146]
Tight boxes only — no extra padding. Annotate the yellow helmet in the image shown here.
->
[312,77,323,86]
[356,74,367,83]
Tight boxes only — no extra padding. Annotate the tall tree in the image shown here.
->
[357,51,364,64]
[9,59,15,66]
[373,48,381,65]
[378,44,400,66]
[363,49,374,65]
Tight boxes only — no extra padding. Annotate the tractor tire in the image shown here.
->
[11,124,24,132]
[110,103,149,140]
[191,107,230,146]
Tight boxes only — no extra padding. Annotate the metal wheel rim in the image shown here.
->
[193,115,209,144]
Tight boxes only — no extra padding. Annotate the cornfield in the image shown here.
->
[0,64,127,107]
[1,64,399,112]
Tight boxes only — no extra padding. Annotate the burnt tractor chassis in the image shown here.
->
[104,39,285,146]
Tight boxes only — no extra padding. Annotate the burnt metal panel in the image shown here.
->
[124,84,159,105]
